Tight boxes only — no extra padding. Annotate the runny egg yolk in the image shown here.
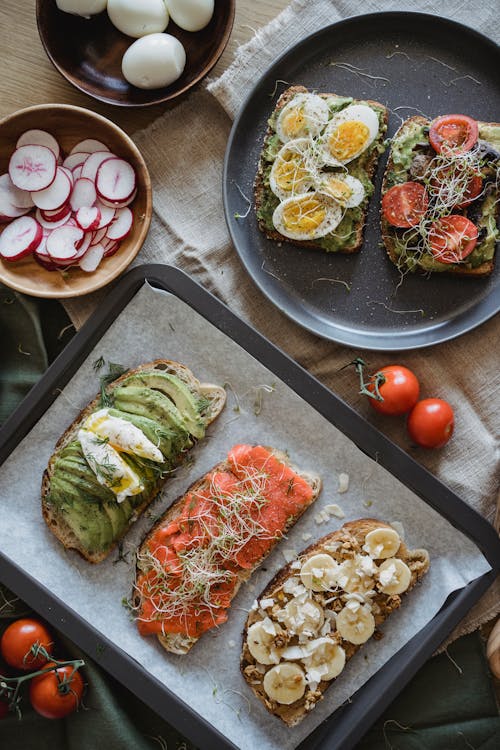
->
[328,121,370,162]
[321,176,354,204]
[282,196,327,235]
[274,152,309,193]
[281,105,307,140]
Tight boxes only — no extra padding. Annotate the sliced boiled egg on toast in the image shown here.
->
[83,408,163,462]
[316,172,365,207]
[321,104,380,165]
[272,192,343,240]
[276,94,330,143]
[78,428,144,503]
[269,139,316,200]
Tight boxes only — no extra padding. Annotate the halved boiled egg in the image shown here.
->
[316,173,365,208]
[321,104,380,165]
[272,192,343,240]
[269,139,316,200]
[276,94,329,143]
[78,429,144,503]
[83,409,164,463]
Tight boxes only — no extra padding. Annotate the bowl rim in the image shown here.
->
[35,0,236,108]
[0,102,153,299]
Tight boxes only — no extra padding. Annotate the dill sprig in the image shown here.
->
[99,362,128,407]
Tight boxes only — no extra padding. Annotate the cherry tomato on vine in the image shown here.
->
[0,619,53,671]
[407,398,455,448]
[29,663,84,719]
[429,114,478,154]
[367,365,420,416]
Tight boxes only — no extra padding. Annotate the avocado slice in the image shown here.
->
[119,373,206,439]
[49,477,113,554]
[112,386,190,441]
[102,500,128,540]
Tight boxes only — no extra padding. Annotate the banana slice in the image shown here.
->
[332,554,376,594]
[363,527,401,559]
[263,663,306,705]
[278,598,324,635]
[303,637,346,681]
[246,619,284,665]
[300,553,338,591]
[335,602,375,644]
[378,558,412,595]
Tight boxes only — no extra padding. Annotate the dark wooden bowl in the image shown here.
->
[36,0,235,107]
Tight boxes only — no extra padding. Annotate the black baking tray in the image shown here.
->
[0,264,498,750]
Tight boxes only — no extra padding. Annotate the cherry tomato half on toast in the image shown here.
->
[0,619,53,671]
[407,398,454,448]
[428,215,478,264]
[367,365,420,416]
[382,182,429,228]
[430,169,483,209]
[29,663,84,719]
[429,114,478,155]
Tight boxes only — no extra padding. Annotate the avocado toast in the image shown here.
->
[255,85,388,253]
[381,114,500,276]
[41,360,226,563]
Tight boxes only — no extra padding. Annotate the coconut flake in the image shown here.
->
[260,598,275,609]
[338,473,349,493]
[261,617,277,635]
[282,548,298,563]
[324,503,345,519]
[290,560,301,570]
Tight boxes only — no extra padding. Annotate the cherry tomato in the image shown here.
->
[29,663,84,719]
[430,169,483,208]
[407,398,454,448]
[429,114,478,154]
[0,619,53,671]
[382,182,429,228]
[367,365,420,416]
[428,215,478,264]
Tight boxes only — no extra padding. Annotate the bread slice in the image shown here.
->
[241,518,429,726]
[381,115,499,277]
[41,359,226,563]
[255,84,388,253]
[133,445,322,655]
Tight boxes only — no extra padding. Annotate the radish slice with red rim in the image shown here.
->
[16,130,60,161]
[71,231,94,261]
[70,139,110,155]
[46,224,84,261]
[95,202,115,228]
[0,215,43,260]
[31,167,72,211]
[34,253,59,271]
[59,166,74,186]
[72,165,83,180]
[63,152,89,171]
[81,151,114,182]
[104,241,120,258]
[0,173,35,211]
[80,242,105,272]
[36,207,72,230]
[75,205,101,231]
[106,206,133,240]
[70,177,97,212]
[96,158,136,203]
[41,203,71,222]
[98,188,137,209]
[9,145,57,192]
[90,225,108,245]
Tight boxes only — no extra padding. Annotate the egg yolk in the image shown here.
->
[328,121,370,161]
[282,197,326,234]
[274,152,309,193]
[281,106,307,139]
[321,177,353,203]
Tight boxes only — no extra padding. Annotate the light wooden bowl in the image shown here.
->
[0,104,152,298]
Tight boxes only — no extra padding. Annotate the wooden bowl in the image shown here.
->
[36,0,235,107]
[0,103,152,298]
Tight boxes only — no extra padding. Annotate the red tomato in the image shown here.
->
[428,215,478,264]
[0,619,53,671]
[367,365,420,416]
[407,399,454,448]
[430,169,483,208]
[29,663,84,719]
[429,114,478,154]
[455,173,483,208]
[382,182,429,228]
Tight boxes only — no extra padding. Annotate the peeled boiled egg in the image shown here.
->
[56,0,108,15]
[272,192,343,241]
[122,33,186,89]
[317,173,365,208]
[276,93,330,143]
[166,0,214,32]
[84,409,164,462]
[269,139,316,200]
[322,104,380,165]
[107,0,169,38]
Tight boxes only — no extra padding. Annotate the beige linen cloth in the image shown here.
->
[65,0,499,643]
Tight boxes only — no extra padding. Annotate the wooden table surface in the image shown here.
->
[0,1,289,132]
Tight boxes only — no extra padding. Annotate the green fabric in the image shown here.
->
[0,292,499,750]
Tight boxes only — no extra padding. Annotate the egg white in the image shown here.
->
[276,94,330,143]
[321,104,380,165]
[269,139,319,200]
[272,192,343,241]
[316,173,365,208]
[78,429,145,503]
[107,0,169,38]
[84,409,164,463]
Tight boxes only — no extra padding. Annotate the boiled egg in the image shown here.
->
[321,104,380,165]
[84,409,164,462]
[272,192,343,240]
[56,0,107,15]
[166,0,214,32]
[316,173,365,208]
[78,429,144,503]
[107,0,169,38]
[276,94,330,143]
[122,33,186,89]
[269,139,316,200]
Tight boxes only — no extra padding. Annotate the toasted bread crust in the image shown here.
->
[134,446,322,655]
[381,116,498,277]
[241,518,429,726]
[255,85,388,254]
[41,360,226,564]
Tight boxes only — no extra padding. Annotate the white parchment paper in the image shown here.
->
[0,284,491,750]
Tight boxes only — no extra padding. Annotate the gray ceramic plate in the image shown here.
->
[223,12,500,350]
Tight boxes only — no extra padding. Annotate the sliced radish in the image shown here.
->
[46,224,84,261]
[81,151,113,182]
[16,130,60,161]
[60,166,74,186]
[41,203,71,222]
[31,167,72,211]
[36,230,51,258]
[70,139,110,155]
[80,242,105,272]
[95,202,115,228]
[0,216,43,260]
[90,225,108,245]
[72,165,83,180]
[72,231,94,260]
[34,253,59,271]
[104,241,120,258]
[75,205,101,231]
[0,173,35,211]
[98,187,137,209]
[36,207,72,230]
[96,158,136,203]
[70,178,97,212]
[9,145,57,192]
[63,152,89,171]
[106,206,133,241]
